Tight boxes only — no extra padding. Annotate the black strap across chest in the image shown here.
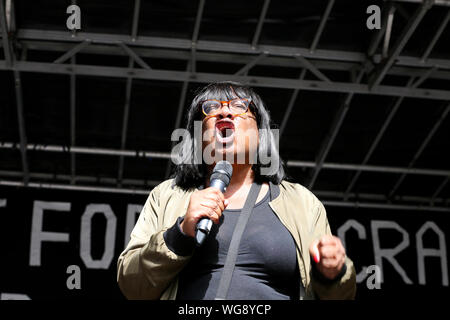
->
[215,182,262,300]
[214,182,306,300]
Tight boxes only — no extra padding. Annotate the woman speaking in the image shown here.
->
[117,81,356,300]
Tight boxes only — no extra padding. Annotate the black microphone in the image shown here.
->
[195,160,233,246]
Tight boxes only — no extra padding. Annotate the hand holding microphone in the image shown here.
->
[180,161,232,246]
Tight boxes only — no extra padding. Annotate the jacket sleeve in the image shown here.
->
[309,200,357,300]
[116,183,193,299]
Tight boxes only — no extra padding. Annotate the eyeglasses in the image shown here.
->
[201,98,251,118]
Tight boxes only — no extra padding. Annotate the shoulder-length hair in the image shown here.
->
[173,81,287,190]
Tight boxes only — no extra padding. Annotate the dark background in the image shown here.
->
[0,0,449,300]
[0,185,448,300]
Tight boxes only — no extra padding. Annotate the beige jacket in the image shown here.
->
[117,179,356,300]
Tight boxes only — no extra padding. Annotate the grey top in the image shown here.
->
[166,184,300,300]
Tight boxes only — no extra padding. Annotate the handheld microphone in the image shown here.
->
[195,160,233,246]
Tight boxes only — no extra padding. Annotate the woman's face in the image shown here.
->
[201,96,259,166]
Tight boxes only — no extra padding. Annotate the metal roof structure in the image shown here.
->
[0,0,449,212]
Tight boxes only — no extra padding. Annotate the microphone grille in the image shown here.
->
[211,161,233,187]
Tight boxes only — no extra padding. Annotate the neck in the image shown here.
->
[229,163,254,189]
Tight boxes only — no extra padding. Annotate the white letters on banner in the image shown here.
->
[21,198,448,287]
[80,204,117,269]
[416,222,449,286]
[29,201,71,266]
[371,220,413,284]
[337,219,369,283]
[0,293,31,300]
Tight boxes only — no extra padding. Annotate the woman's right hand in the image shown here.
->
[180,187,228,238]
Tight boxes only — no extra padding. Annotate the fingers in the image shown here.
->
[319,258,340,269]
[199,188,227,224]
[206,187,225,202]
[200,202,221,224]
[204,188,226,209]
[318,235,337,248]
[309,240,320,263]
[311,235,347,279]
[311,236,346,264]
[319,246,338,259]
[184,188,228,237]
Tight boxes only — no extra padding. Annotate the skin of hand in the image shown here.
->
[180,187,228,237]
[309,235,346,280]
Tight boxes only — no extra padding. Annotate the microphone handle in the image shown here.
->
[195,179,227,246]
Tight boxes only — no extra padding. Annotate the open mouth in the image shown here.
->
[215,120,235,144]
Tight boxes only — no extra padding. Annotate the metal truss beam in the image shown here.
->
[369,0,433,88]
[431,176,449,204]
[117,58,134,186]
[235,52,267,76]
[308,68,365,189]
[279,0,335,136]
[190,0,205,74]
[5,0,13,32]
[164,72,189,179]
[310,0,335,53]
[67,1,77,185]
[322,200,450,213]
[279,69,306,136]
[0,170,158,187]
[343,73,431,199]
[0,143,171,159]
[16,40,450,81]
[131,0,141,41]
[390,0,450,6]
[15,29,450,70]
[1,169,448,209]
[344,7,449,198]
[287,158,450,177]
[3,2,29,184]
[388,102,450,198]
[382,4,396,58]
[421,8,450,61]
[118,42,151,70]
[368,2,396,57]
[165,76,190,179]
[13,69,29,184]
[2,61,448,100]
[165,0,205,178]
[70,56,76,184]
[0,0,12,66]
[118,0,142,186]
[316,189,449,206]
[2,142,450,178]
[251,0,270,48]
[0,178,448,212]
[0,179,150,195]
[53,40,90,64]
[294,55,331,82]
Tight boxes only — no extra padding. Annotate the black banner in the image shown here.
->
[0,186,448,300]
